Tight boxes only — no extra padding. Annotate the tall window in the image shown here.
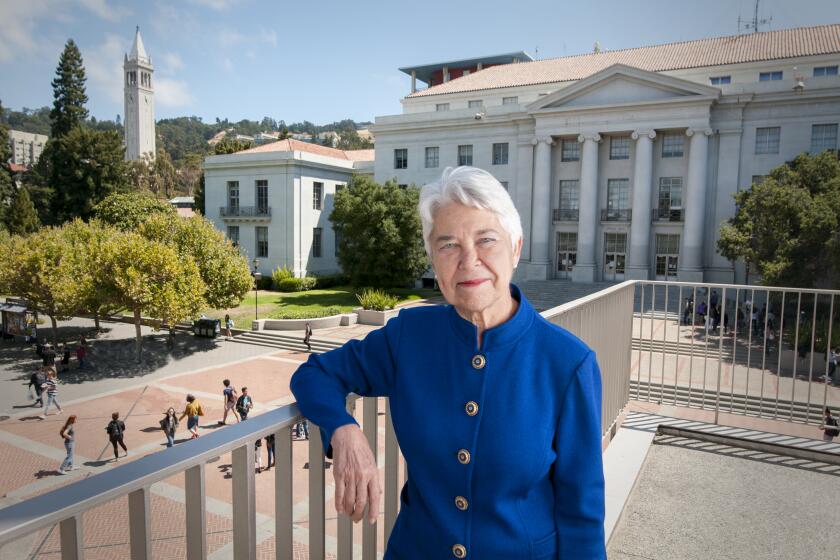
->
[561,139,580,162]
[394,149,408,169]
[658,177,683,220]
[814,65,839,77]
[313,227,322,258]
[255,227,268,258]
[425,146,439,168]
[227,226,239,246]
[502,96,518,105]
[759,71,783,81]
[557,180,579,221]
[606,179,630,220]
[227,181,239,210]
[256,180,268,214]
[435,103,450,112]
[661,134,684,158]
[609,137,630,160]
[492,143,509,165]
[755,127,781,154]
[468,100,483,108]
[458,145,473,166]
[751,175,767,185]
[709,76,731,85]
[313,182,323,210]
[604,233,627,253]
[811,124,838,153]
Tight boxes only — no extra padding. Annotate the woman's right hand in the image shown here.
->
[330,424,381,524]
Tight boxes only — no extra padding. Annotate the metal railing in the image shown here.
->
[651,207,683,222]
[552,208,579,222]
[0,285,638,559]
[601,208,632,222]
[220,206,272,218]
[632,280,840,425]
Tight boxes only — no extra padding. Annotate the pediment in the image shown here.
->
[527,64,719,112]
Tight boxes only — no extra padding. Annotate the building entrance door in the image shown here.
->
[655,234,680,280]
[555,232,577,279]
[603,232,626,282]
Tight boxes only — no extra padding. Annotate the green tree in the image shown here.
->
[718,151,840,287]
[193,172,205,215]
[48,127,129,223]
[50,39,89,138]
[0,101,14,228]
[3,228,81,345]
[103,231,205,362]
[213,137,253,154]
[93,191,175,230]
[138,213,253,309]
[330,175,428,287]
[5,187,40,234]
[150,148,178,198]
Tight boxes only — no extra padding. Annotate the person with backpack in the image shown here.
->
[58,415,77,474]
[822,408,839,442]
[303,322,313,352]
[235,387,253,421]
[219,379,239,425]
[29,367,46,407]
[41,343,56,368]
[179,394,204,439]
[106,412,128,461]
[160,407,179,448]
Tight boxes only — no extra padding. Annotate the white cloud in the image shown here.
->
[219,27,277,48]
[187,0,237,10]
[155,77,194,107]
[219,29,246,47]
[77,0,128,22]
[221,57,234,72]
[84,33,126,104]
[160,52,184,74]
[260,28,277,47]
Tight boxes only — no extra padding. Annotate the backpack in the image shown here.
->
[236,395,251,415]
[827,416,840,437]
[106,420,123,439]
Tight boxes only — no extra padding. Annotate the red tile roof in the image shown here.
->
[8,163,27,173]
[236,138,374,161]
[409,24,840,98]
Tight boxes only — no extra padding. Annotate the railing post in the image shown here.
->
[384,399,400,540]
[337,401,356,560]
[128,487,152,560]
[275,428,293,560]
[60,516,83,560]
[308,423,325,560]
[232,444,257,560]
[185,464,207,560]
[362,398,378,560]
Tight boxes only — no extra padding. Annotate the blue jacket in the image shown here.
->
[290,285,606,559]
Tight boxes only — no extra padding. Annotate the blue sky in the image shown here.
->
[1,0,840,126]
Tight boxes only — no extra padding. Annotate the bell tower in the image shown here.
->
[123,26,155,160]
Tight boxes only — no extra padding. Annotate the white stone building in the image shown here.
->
[123,27,156,161]
[7,130,48,167]
[372,24,840,284]
[204,139,374,277]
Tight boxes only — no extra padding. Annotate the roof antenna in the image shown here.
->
[535,44,539,60]
[738,0,772,34]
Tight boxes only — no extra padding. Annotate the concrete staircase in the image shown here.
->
[232,331,342,353]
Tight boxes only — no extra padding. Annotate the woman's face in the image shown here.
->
[168,408,175,415]
[430,203,522,317]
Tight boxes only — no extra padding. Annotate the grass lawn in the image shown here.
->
[204,285,441,326]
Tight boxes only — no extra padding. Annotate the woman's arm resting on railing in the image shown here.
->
[330,424,381,524]
[553,351,607,559]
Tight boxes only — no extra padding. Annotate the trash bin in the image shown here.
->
[193,318,221,338]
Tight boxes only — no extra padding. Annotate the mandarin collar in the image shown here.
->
[446,283,535,352]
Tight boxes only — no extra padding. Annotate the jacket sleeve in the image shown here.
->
[552,351,606,559]
[290,311,403,456]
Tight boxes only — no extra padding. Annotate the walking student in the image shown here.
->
[40,368,62,418]
[58,414,77,474]
[235,387,253,421]
[76,342,87,369]
[219,379,239,425]
[29,367,46,407]
[303,322,313,352]
[822,408,839,442]
[41,343,56,369]
[265,433,275,470]
[160,407,179,447]
[106,412,128,461]
[179,394,204,439]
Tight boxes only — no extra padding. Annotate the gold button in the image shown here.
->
[471,355,486,369]
[455,496,469,511]
[457,449,471,464]
[452,544,467,558]
[465,401,478,416]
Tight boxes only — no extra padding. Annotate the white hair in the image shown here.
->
[418,166,523,256]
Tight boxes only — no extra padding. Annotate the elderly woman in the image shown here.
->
[290,166,605,559]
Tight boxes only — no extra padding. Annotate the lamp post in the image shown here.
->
[252,258,261,321]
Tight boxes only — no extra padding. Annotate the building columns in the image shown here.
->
[410,70,417,94]
[528,136,554,279]
[679,127,712,282]
[572,133,601,283]
[626,130,656,280]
